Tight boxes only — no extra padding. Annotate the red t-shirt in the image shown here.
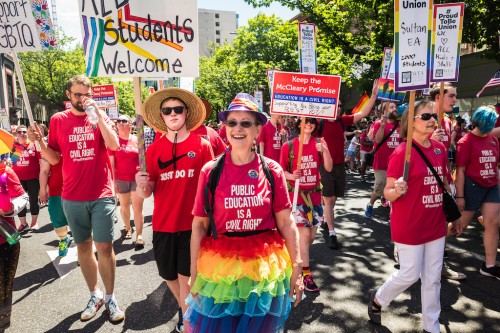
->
[456,133,499,188]
[317,115,354,165]
[147,133,214,232]
[280,138,322,206]
[359,129,373,152]
[372,121,401,171]
[193,153,291,233]
[12,142,41,180]
[191,125,226,157]
[0,166,25,246]
[387,140,448,245]
[48,110,114,201]
[218,125,229,145]
[453,128,467,145]
[108,135,139,182]
[47,160,63,197]
[258,121,286,162]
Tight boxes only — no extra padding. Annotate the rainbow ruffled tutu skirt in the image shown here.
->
[185,229,293,333]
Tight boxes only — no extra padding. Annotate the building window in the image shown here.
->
[216,30,220,35]
[215,13,219,18]
[216,38,221,44]
[6,73,14,108]
[215,22,220,27]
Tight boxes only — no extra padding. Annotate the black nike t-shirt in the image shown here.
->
[146,133,214,232]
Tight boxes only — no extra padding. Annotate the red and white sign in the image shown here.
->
[270,71,341,119]
[91,84,118,108]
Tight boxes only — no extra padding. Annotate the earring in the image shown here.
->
[251,139,256,152]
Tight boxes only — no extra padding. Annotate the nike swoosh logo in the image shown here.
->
[158,154,188,170]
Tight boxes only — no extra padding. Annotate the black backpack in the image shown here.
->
[203,154,275,239]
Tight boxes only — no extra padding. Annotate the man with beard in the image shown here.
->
[30,75,124,323]
[365,102,402,219]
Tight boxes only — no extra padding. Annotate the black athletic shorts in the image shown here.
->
[320,164,347,198]
[152,230,191,281]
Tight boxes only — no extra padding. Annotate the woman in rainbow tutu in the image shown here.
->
[185,93,304,333]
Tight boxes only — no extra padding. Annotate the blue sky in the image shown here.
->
[54,0,298,43]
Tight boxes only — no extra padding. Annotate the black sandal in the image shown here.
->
[368,289,382,325]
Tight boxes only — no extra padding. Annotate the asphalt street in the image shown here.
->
[7,171,500,333]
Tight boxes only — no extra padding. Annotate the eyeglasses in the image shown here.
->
[415,113,438,121]
[116,119,129,124]
[305,118,317,124]
[71,92,92,99]
[17,130,27,134]
[160,106,186,115]
[226,120,256,128]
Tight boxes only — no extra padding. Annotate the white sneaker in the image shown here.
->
[30,222,39,231]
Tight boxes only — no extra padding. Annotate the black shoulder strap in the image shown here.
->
[338,117,344,131]
[204,154,226,239]
[259,154,275,203]
[287,140,294,172]
[373,121,399,155]
[318,119,324,136]
[411,142,446,190]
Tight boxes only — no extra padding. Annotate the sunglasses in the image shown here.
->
[160,106,186,115]
[415,113,438,121]
[17,130,27,134]
[305,118,317,124]
[116,119,129,124]
[71,92,92,99]
[338,105,343,108]
[226,120,256,128]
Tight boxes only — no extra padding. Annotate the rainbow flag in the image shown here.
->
[11,142,27,165]
[352,93,370,114]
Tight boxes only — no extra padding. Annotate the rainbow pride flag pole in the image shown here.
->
[351,93,369,114]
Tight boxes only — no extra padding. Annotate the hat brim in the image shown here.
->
[218,110,268,126]
[142,88,205,134]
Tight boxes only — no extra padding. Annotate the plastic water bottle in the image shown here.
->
[0,218,20,245]
[85,105,99,125]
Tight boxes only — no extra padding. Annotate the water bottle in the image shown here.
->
[0,218,20,245]
[85,105,99,125]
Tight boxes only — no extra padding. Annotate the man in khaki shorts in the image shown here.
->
[31,75,124,323]
[365,102,401,219]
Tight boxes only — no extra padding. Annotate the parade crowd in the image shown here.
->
[0,75,499,333]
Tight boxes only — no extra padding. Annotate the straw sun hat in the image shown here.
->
[142,88,206,134]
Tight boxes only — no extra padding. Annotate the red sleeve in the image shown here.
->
[108,148,116,156]
[6,167,25,197]
[192,161,214,217]
[455,136,470,167]
[48,117,60,152]
[342,115,355,128]
[257,124,267,144]
[386,144,405,179]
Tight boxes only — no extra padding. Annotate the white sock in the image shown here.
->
[104,293,114,302]
[91,289,103,299]
[486,264,495,268]
[329,230,336,236]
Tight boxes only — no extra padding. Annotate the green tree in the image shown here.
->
[18,35,86,110]
[196,14,299,118]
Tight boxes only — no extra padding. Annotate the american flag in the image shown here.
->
[476,69,500,97]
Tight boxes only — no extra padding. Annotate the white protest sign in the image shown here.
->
[394,0,433,91]
[298,23,317,74]
[78,0,199,78]
[0,0,41,52]
[431,3,464,82]
[0,108,10,130]
[381,47,393,79]
[254,90,263,111]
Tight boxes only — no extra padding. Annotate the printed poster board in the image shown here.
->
[78,0,199,77]
[431,3,464,82]
[394,0,433,92]
[92,84,117,108]
[270,71,341,120]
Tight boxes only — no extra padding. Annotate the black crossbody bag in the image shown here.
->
[412,143,461,222]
